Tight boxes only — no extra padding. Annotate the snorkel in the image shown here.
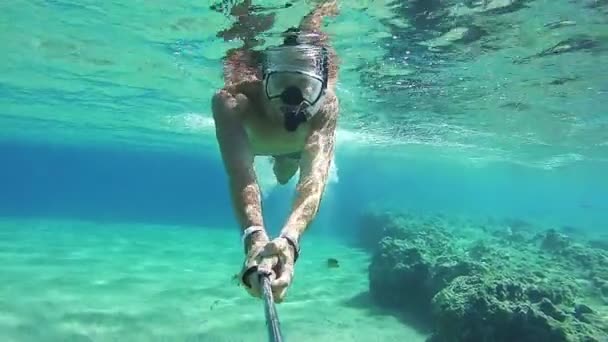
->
[280,86,310,131]
[262,28,329,132]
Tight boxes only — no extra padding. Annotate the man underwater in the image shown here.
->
[211,0,340,302]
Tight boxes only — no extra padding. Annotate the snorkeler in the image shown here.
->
[211,0,340,303]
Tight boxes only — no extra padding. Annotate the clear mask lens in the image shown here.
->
[265,71,324,105]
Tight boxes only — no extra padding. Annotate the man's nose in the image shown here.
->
[280,86,304,106]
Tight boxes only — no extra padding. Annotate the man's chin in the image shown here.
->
[265,111,286,125]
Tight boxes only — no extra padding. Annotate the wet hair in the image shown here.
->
[274,27,329,88]
[282,27,301,46]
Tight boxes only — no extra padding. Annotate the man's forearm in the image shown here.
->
[300,0,338,31]
[282,175,327,237]
[228,169,264,231]
[281,146,334,239]
[212,90,265,233]
[219,137,265,232]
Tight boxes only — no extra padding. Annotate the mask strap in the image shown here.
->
[321,46,329,90]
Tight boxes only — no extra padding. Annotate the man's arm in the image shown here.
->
[212,90,265,236]
[280,105,338,240]
[299,0,339,33]
[277,1,339,241]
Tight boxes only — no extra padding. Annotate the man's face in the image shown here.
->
[262,45,326,125]
[265,71,324,115]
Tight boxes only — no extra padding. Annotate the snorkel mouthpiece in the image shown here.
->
[280,86,308,131]
[284,108,307,132]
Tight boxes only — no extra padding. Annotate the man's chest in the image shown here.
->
[242,109,310,156]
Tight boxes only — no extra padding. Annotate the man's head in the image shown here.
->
[261,28,329,132]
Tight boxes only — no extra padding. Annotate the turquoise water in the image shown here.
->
[1,1,607,341]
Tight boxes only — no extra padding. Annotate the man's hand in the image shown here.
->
[239,230,271,298]
[259,236,297,303]
[239,235,298,303]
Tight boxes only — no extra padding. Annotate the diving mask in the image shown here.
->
[262,44,329,131]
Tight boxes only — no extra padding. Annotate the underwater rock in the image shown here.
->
[574,303,595,323]
[366,214,482,319]
[369,237,434,316]
[541,229,572,252]
[357,210,453,251]
[600,282,608,300]
[502,217,531,230]
[489,217,540,244]
[526,281,576,306]
[589,239,608,251]
[356,210,397,250]
[430,275,606,342]
[368,228,484,321]
[538,297,567,322]
[591,277,608,302]
[541,229,608,279]
[490,225,533,245]
[360,210,608,341]
[468,240,492,260]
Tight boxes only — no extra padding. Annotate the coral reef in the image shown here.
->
[359,210,608,341]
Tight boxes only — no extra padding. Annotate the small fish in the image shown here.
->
[514,35,598,64]
[232,273,241,286]
[544,20,576,30]
[327,258,340,268]
[536,37,598,58]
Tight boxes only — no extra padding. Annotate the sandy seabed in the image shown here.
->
[0,218,426,342]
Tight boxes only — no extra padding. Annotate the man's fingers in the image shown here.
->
[234,93,249,112]
[260,240,283,257]
[273,284,288,303]
[246,273,262,298]
[271,269,292,288]
[273,287,288,303]
[241,238,295,303]
[271,263,293,302]
[272,275,291,303]
[257,256,278,276]
[260,238,293,260]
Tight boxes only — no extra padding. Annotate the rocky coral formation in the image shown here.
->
[539,229,608,306]
[359,210,608,341]
[368,227,484,323]
[430,275,606,342]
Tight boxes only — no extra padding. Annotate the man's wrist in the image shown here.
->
[242,226,267,254]
[279,228,301,262]
[279,226,301,242]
